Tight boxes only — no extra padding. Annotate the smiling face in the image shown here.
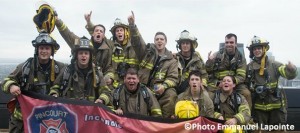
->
[92,25,105,43]
[221,76,236,94]
[124,74,139,92]
[77,50,90,69]
[115,27,125,42]
[38,45,52,63]
[225,36,237,55]
[189,74,202,93]
[252,46,263,58]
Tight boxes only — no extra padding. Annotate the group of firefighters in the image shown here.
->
[1,4,298,133]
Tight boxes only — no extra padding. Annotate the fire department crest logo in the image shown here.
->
[27,104,78,133]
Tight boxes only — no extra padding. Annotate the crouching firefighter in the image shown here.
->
[112,68,162,117]
[246,36,298,127]
[50,37,111,105]
[1,32,66,133]
[213,76,251,129]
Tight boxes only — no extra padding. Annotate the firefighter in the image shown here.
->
[1,32,66,132]
[246,36,298,127]
[128,11,178,118]
[112,68,162,117]
[54,9,114,89]
[176,70,215,118]
[175,30,208,95]
[206,33,252,109]
[85,12,139,89]
[213,75,251,126]
[50,37,110,105]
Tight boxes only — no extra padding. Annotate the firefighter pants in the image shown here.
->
[254,108,287,126]
[9,115,24,133]
[157,88,177,118]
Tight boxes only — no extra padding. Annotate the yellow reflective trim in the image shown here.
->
[151,108,162,115]
[3,80,16,92]
[99,94,110,105]
[13,108,23,120]
[88,96,95,101]
[235,77,239,84]
[60,23,67,31]
[124,58,138,65]
[49,90,59,95]
[202,79,207,86]
[113,81,119,88]
[145,63,153,69]
[266,82,277,88]
[214,112,222,119]
[278,65,287,78]
[164,80,176,88]
[235,113,245,124]
[236,69,246,76]
[52,84,60,89]
[208,82,217,87]
[140,60,154,70]
[155,72,166,79]
[254,102,285,111]
[184,72,189,79]
[215,70,236,79]
[112,55,125,63]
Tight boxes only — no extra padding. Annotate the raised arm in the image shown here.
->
[128,11,147,61]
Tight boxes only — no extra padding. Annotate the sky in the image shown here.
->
[1,0,300,66]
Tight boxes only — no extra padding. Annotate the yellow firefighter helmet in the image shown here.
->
[175,100,199,118]
[33,2,56,33]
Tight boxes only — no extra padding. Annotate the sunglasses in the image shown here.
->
[225,41,235,44]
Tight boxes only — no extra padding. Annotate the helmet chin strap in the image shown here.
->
[259,47,267,76]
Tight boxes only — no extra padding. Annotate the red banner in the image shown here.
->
[18,91,221,133]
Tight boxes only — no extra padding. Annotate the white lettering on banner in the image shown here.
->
[84,114,122,128]
[35,110,68,120]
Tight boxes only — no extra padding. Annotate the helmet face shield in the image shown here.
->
[35,33,53,44]
[32,32,60,52]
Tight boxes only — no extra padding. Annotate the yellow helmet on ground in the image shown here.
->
[33,2,56,33]
[223,125,243,133]
[175,100,199,118]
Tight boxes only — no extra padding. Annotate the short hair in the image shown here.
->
[125,68,138,76]
[225,33,237,43]
[188,70,202,81]
[93,24,106,33]
[155,32,167,42]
